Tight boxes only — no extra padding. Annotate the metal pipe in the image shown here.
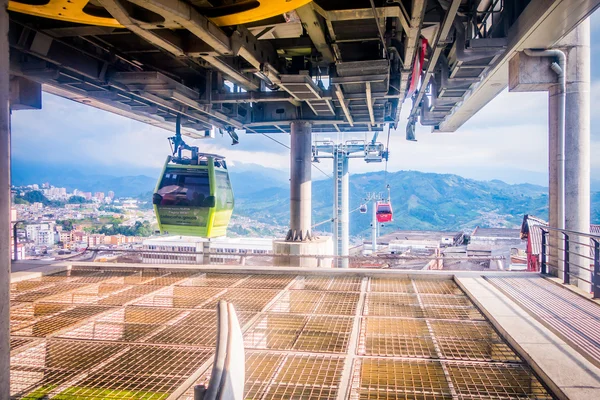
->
[0,1,10,395]
[524,48,566,233]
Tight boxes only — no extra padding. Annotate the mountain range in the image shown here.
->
[12,158,600,234]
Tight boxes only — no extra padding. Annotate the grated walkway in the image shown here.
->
[9,267,553,399]
[487,275,600,368]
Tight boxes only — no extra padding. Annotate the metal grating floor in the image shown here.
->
[10,268,554,399]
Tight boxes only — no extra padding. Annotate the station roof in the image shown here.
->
[8,0,599,138]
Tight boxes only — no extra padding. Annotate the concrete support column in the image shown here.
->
[548,84,561,275]
[0,1,10,396]
[288,121,312,241]
[562,19,591,291]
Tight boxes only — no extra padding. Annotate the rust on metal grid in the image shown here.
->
[11,281,54,294]
[12,283,90,303]
[269,291,323,314]
[291,276,333,291]
[97,285,165,306]
[363,293,424,317]
[292,276,362,292]
[56,321,161,343]
[15,341,214,399]
[369,277,415,293]
[293,315,354,353]
[142,270,201,286]
[12,305,113,337]
[423,306,485,321]
[420,294,473,307]
[244,314,307,350]
[436,337,520,363]
[445,362,552,399]
[10,337,38,352]
[133,286,224,308]
[328,276,363,292]
[236,275,295,289]
[258,353,345,400]
[203,288,281,312]
[96,306,184,325]
[178,273,248,287]
[10,303,72,332]
[429,320,500,341]
[244,314,353,353]
[315,292,360,316]
[10,339,123,398]
[350,358,453,399]
[413,279,464,295]
[359,318,437,358]
[242,353,287,400]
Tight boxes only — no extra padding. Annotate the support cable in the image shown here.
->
[259,132,332,179]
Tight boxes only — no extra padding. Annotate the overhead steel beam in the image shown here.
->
[409,0,461,120]
[438,0,600,132]
[97,0,185,56]
[366,82,375,125]
[312,4,409,33]
[335,85,354,126]
[296,3,335,63]
[100,0,275,91]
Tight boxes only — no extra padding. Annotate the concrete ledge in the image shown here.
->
[456,276,600,400]
[11,262,70,283]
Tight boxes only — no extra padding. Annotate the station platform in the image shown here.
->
[8,262,600,399]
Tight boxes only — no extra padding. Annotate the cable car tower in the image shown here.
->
[312,131,388,268]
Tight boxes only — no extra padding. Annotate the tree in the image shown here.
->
[68,196,87,204]
[57,220,74,231]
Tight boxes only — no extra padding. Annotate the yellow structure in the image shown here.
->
[8,0,312,28]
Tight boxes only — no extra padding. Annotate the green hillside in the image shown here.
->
[234,170,584,236]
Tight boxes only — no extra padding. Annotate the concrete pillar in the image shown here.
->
[548,84,561,275]
[288,121,312,241]
[0,1,10,396]
[562,19,591,291]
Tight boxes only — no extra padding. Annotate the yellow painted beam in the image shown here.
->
[8,0,312,28]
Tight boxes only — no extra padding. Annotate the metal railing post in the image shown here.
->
[564,233,570,285]
[593,239,600,299]
[541,230,547,274]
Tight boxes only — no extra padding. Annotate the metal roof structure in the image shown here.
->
[7,0,600,138]
[10,265,553,399]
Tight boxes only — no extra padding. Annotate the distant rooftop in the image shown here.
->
[373,230,463,245]
[471,227,521,239]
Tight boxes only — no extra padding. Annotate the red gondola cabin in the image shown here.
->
[376,202,393,223]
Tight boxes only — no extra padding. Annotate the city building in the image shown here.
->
[363,230,464,255]
[25,223,54,242]
[142,236,273,264]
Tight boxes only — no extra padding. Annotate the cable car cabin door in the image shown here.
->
[376,203,393,223]
[153,157,234,238]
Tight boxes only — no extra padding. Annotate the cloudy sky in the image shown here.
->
[11,11,600,186]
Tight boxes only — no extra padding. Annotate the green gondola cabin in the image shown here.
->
[153,153,234,238]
